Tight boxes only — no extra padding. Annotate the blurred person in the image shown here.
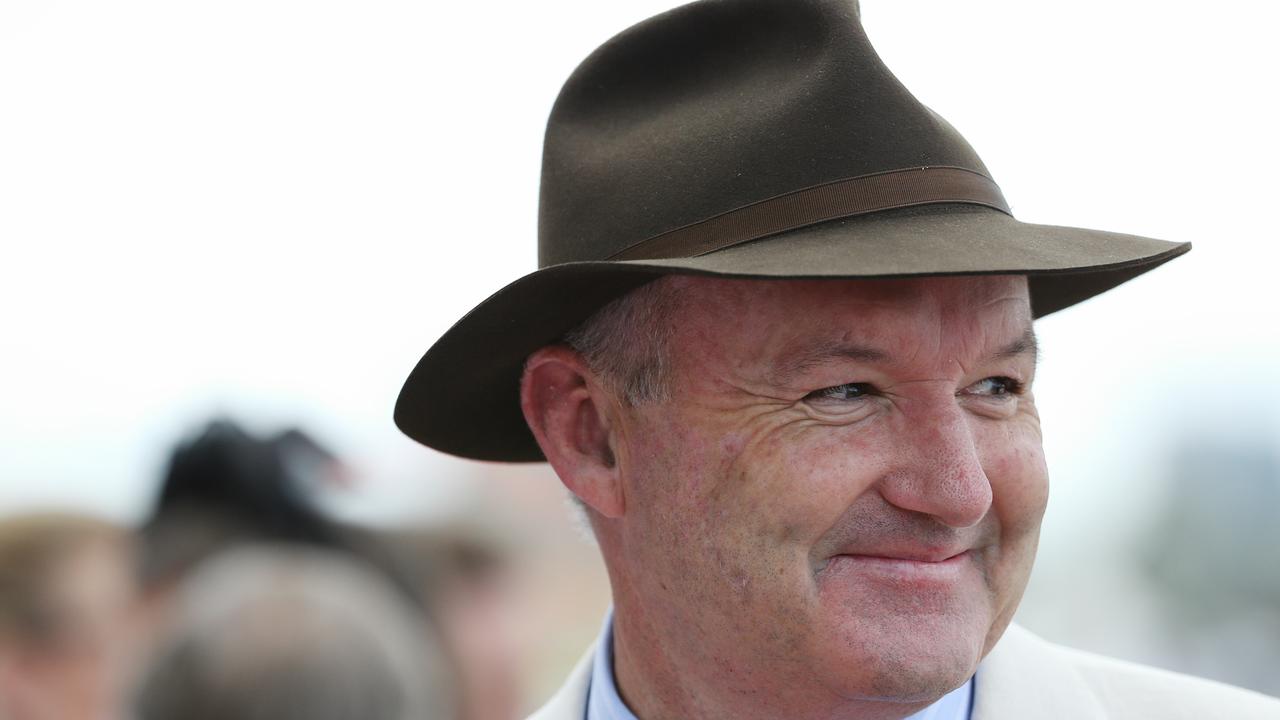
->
[0,512,136,720]
[387,522,523,720]
[392,1,1280,719]
[134,420,488,717]
[138,419,346,593]
[135,420,420,637]
[134,544,456,720]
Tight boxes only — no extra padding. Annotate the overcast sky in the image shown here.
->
[2,0,1277,535]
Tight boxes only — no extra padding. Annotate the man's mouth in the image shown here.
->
[813,548,972,578]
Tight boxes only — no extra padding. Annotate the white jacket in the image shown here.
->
[528,623,1280,719]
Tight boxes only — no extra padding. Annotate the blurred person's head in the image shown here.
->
[135,420,407,632]
[0,512,135,720]
[134,544,455,720]
[387,523,521,720]
[139,419,344,592]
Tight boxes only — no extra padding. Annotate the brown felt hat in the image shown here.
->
[395,0,1188,461]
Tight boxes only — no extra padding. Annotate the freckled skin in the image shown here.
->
[592,276,1048,720]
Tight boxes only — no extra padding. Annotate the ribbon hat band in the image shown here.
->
[608,166,1011,262]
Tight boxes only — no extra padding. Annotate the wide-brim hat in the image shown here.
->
[396,0,1188,462]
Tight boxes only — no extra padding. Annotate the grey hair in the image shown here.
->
[556,276,688,530]
[561,276,688,404]
[135,545,455,720]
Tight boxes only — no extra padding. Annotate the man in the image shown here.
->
[134,545,456,720]
[395,0,1280,718]
[0,512,136,720]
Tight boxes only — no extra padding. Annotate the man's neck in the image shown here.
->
[609,606,956,720]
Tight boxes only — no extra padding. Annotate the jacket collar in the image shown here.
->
[972,624,1108,720]
[527,624,1109,720]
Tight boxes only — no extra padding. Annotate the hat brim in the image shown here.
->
[395,205,1188,461]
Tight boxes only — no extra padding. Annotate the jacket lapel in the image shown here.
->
[972,624,1108,720]
[527,643,595,720]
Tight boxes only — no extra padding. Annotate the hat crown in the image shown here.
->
[538,0,991,267]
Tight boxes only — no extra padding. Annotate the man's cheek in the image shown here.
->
[734,438,872,547]
[985,443,1049,539]
[780,426,887,497]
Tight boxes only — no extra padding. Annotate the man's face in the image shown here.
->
[604,275,1047,709]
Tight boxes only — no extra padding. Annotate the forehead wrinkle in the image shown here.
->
[767,338,890,386]
[669,276,1033,389]
[762,317,1035,389]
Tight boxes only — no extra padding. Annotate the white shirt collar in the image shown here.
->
[586,609,973,720]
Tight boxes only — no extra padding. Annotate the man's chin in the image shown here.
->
[808,611,988,703]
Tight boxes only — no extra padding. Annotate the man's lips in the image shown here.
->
[814,548,973,578]
[856,544,968,561]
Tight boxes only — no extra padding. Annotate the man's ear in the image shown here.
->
[520,346,625,518]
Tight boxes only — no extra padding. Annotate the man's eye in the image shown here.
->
[967,377,1024,397]
[805,382,875,402]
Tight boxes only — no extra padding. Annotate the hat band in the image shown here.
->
[608,166,1010,261]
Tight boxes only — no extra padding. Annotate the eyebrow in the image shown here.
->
[769,325,1038,385]
[996,327,1039,362]
[768,340,888,385]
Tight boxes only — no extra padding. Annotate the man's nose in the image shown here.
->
[876,403,994,529]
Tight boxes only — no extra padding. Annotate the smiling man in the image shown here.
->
[394,1,1280,718]
[523,275,1043,719]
